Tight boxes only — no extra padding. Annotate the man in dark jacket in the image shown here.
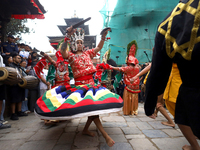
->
[9,53,28,120]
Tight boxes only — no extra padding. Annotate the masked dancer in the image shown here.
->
[110,40,140,115]
[35,26,123,147]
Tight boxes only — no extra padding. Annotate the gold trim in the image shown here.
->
[157,0,200,60]
[187,0,200,60]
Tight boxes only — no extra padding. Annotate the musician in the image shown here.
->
[9,54,28,120]
[1,35,19,55]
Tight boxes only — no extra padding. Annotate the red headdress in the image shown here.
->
[127,40,139,65]
[33,57,47,79]
[56,50,68,65]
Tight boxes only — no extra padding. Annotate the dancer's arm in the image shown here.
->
[40,52,56,66]
[130,63,151,83]
[94,28,111,53]
[109,66,123,72]
[61,26,76,59]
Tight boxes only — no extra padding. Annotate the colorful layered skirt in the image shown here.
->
[34,84,123,120]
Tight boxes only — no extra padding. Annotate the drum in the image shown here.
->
[0,67,22,85]
[18,75,39,89]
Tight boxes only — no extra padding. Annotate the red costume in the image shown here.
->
[51,51,70,88]
[35,27,123,125]
[66,49,97,85]
[114,40,140,115]
[121,65,140,93]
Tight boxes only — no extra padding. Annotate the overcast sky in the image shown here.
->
[21,0,110,52]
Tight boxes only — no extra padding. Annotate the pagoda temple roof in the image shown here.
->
[48,35,96,50]
[48,17,95,50]
[64,18,84,26]
[57,17,90,35]
[58,24,89,35]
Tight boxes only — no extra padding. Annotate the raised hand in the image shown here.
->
[66,25,76,36]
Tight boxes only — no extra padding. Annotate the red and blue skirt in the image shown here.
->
[34,84,123,120]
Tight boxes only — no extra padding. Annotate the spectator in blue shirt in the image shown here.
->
[2,35,19,55]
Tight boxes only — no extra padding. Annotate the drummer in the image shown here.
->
[9,53,28,120]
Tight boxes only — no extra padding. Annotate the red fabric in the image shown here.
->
[52,81,70,88]
[56,97,123,111]
[125,86,141,94]
[56,50,66,63]
[75,74,93,81]
[11,14,44,19]
[36,96,51,112]
[37,96,122,113]
[129,44,136,56]
[33,57,47,79]
[128,44,138,64]
[48,50,70,86]
[67,49,97,79]
[51,43,59,45]
[121,65,140,90]
[95,63,112,83]
[75,74,94,86]
[64,37,70,42]
[128,56,139,65]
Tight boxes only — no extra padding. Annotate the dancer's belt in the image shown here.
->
[75,74,93,86]
[55,80,70,84]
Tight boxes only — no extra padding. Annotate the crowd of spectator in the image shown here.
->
[0,34,45,129]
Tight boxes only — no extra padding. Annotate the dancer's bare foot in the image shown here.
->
[148,114,156,119]
[154,113,157,117]
[182,145,193,150]
[161,121,175,127]
[154,110,158,117]
[106,136,115,147]
[82,130,95,137]
[44,120,57,125]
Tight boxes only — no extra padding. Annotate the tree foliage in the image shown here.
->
[6,18,30,37]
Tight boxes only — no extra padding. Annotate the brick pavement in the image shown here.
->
[0,103,199,150]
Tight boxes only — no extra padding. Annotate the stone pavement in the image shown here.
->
[0,103,199,150]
